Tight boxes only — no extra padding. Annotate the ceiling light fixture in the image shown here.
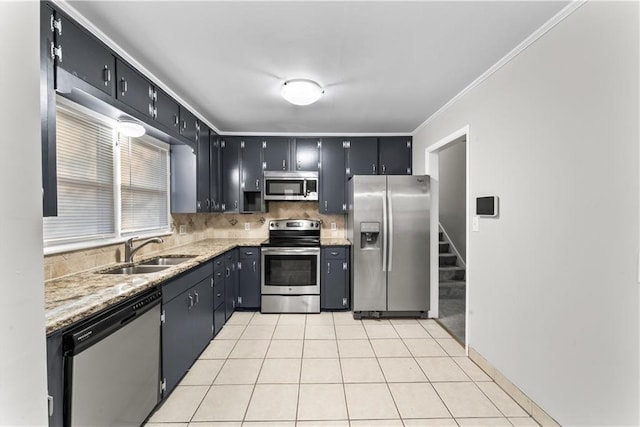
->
[117,119,146,137]
[281,79,324,106]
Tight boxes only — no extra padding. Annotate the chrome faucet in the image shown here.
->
[124,237,164,263]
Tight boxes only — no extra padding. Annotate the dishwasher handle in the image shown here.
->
[64,288,162,355]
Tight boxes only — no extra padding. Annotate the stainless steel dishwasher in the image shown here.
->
[63,288,162,427]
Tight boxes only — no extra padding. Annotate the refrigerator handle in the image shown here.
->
[382,189,388,273]
[388,189,394,272]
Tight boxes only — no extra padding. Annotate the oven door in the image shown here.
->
[261,247,320,295]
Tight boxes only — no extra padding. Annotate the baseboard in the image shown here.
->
[468,346,561,427]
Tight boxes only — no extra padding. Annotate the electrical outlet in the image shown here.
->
[179,225,187,235]
[245,223,250,231]
[331,222,337,231]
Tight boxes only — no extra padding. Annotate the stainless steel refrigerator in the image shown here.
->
[347,175,430,316]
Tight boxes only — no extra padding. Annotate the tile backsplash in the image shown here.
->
[44,201,345,281]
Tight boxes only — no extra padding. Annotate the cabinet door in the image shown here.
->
[227,250,241,309]
[210,137,221,212]
[294,138,320,171]
[46,333,64,427]
[221,138,241,212]
[191,276,214,358]
[56,14,115,97]
[154,88,180,136]
[241,137,263,192]
[378,137,412,175]
[320,138,346,214]
[196,123,211,212]
[115,59,153,119]
[321,249,349,310]
[263,137,290,171]
[170,144,197,213]
[162,292,193,395]
[238,248,260,308]
[179,107,198,147]
[347,137,378,176]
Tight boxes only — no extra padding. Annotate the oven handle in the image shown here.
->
[261,247,320,256]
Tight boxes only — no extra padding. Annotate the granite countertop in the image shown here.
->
[45,237,351,335]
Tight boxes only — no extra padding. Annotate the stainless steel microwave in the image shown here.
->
[263,171,318,201]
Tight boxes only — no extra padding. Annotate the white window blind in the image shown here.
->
[120,133,170,235]
[43,106,116,246]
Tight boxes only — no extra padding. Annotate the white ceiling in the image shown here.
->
[65,1,568,135]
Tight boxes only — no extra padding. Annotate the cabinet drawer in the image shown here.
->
[323,247,346,259]
[239,247,259,259]
[213,285,225,309]
[213,256,225,275]
[162,262,213,303]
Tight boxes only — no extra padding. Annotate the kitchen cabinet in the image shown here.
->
[225,250,239,319]
[54,13,115,98]
[346,137,378,177]
[294,137,320,171]
[238,247,260,309]
[263,137,291,171]
[240,137,264,212]
[46,333,64,427]
[210,136,221,212]
[115,59,154,119]
[196,123,211,212]
[154,88,181,136]
[321,247,350,310]
[179,107,198,147]
[161,262,214,396]
[170,144,197,213]
[320,137,347,214]
[378,137,412,175]
[41,4,57,217]
[221,137,241,213]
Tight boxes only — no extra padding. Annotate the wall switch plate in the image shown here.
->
[331,222,337,231]
[472,216,479,232]
[245,223,250,231]
[179,225,187,235]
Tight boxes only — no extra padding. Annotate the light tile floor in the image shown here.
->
[146,311,538,427]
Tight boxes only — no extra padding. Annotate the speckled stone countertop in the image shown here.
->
[320,237,351,246]
[45,238,263,335]
[45,237,351,335]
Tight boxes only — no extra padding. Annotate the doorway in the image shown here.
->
[426,126,469,347]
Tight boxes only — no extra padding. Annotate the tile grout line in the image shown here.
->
[293,313,308,426]
[332,312,353,425]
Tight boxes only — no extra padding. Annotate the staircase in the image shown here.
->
[438,229,466,299]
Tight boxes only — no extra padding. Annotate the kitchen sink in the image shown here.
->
[139,255,196,266]
[101,265,170,275]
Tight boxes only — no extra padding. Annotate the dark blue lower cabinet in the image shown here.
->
[224,249,239,318]
[162,291,194,396]
[321,247,350,310]
[238,247,260,309]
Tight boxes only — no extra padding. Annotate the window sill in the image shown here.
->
[44,230,173,256]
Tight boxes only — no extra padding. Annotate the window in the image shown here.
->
[44,100,170,252]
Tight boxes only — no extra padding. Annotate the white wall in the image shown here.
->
[413,2,639,425]
[438,141,466,261]
[0,2,48,425]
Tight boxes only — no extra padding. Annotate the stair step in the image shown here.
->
[439,242,450,253]
[439,280,466,299]
[438,231,443,241]
[439,253,458,267]
[439,266,465,281]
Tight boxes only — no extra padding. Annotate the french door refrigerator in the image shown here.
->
[347,175,430,317]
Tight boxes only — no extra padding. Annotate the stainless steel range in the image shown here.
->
[261,219,321,313]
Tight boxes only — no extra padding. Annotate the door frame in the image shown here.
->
[425,125,470,351]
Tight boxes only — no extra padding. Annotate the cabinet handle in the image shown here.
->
[226,267,230,278]
[148,104,154,117]
[148,85,154,100]
[324,201,328,211]
[206,199,211,208]
[245,251,253,256]
[252,261,256,272]
[382,164,386,174]
[103,66,111,84]
[120,78,127,96]
[234,200,238,209]
[330,251,338,256]
[194,291,199,305]
[181,120,186,130]
[187,294,193,309]
[256,179,260,189]
[327,262,331,274]
[173,114,179,127]
[217,292,222,298]
[372,164,376,174]
[282,159,286,170]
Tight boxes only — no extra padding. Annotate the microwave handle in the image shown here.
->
[303,179,308,197]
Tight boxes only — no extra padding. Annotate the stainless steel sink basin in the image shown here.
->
[139,255,196,266]
[101,265,170,275]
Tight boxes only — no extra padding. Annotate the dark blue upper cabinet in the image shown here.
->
[263,137,291,171]
[115,59,154,119]
[294,138,320,171]
[196,123,211,212]
[179,107,198,147]
[320,138,347,214]
[54,14,115,98]
[221,137,241,213]
[378,137,412,175]
[241,137,263,192]
[154,89,181,137]
[346,137,378,177]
